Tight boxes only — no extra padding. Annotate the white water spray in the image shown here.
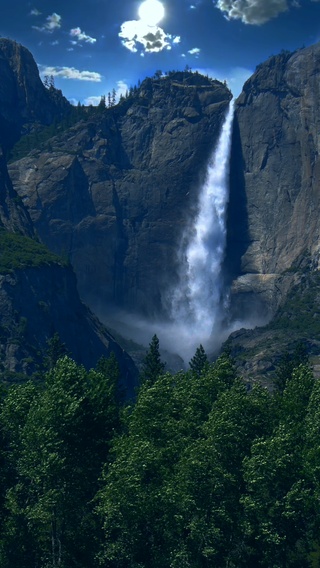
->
[170,100,235,355]
[102,101,236,366]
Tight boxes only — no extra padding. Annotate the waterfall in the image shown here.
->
[170,99,235,355]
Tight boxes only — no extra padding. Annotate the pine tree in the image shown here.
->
[98,95,106,109]
[189,344,208,376]
[44,332,69,369]
[140,334,165,385]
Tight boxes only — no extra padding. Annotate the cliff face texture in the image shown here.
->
[227,44,320,319]
[0,40,137,390]
[0,38,70,149]
[0,150,34,236]
[9,73,232,315]
[0,261,137,393]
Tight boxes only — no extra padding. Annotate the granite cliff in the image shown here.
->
[227,44,320,320]
[9,72,232,315]
[0,39,137,390]
[3,37,320,382]
[0,253,137,393]
[0,38,70,150]
[224,43,320,378]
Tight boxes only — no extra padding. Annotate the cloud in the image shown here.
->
[30,8,41,16]
[119,19,180,53]
[82,95,101,106]
[116,80,129,99]
[70,27,97,44]
[188,47,201,56]
[33,12,61,33]
[39,65,102,82]
[82,81,129,107]
[215,0,288,24]
[68,98,79,106]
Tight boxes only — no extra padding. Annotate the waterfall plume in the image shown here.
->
[169,99,235,357]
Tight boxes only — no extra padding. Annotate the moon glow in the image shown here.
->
[138,0,165,26]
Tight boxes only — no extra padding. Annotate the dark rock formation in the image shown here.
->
[9,73,232,315]
[0,38,70,150]
[0,149,34,236]
[227,44,320,320]
[0,39,137,391]
[0,259,137,394]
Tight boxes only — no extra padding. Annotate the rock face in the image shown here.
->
[0,259,137,394]
[0,150,34,236]
[9,73,232,315]
[0,39,137,391]
[226,44,320,320]
[0,38,70,149]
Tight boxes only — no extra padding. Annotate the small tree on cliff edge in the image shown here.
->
[140,334,165,386]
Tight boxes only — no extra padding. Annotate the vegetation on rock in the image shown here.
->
[0,230,67,273]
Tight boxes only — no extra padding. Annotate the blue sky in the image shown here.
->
[1,0,320,104]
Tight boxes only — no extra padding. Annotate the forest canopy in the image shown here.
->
[0,340,318,567]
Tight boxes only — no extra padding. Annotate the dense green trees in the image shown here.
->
[140,334,165,385]
[0,340,318,566]
[0,355,121,567]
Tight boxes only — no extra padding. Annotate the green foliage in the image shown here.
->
[274,343,309,393]
[0,230,67,273]
[189,343,208,375]
[0,355,121,567]
[140,334,165,385]
[0,342,318,567]
[44,332,69,369]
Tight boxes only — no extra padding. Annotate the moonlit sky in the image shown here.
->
[1,0,320,104]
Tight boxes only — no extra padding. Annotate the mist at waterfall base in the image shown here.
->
[102,100,261,367]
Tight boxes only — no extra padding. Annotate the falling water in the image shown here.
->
[103,100,236,365]
[170,99,235,354]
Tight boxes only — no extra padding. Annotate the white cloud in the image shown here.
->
[119,17,181,54]
[82,81,129,107]
[39,65,102,82]
[215,0,288,24]
[33,12,61,33]
[194,66,253,96]
[83,95,101,106]
[30,8,41,16]
[116,80,129,100]
[119,20,169,52]
[188,47,201,56]
[70,27,97,44]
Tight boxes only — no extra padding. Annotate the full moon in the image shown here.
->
[138,0,165,26]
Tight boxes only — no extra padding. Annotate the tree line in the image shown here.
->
[0,335,318,567]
